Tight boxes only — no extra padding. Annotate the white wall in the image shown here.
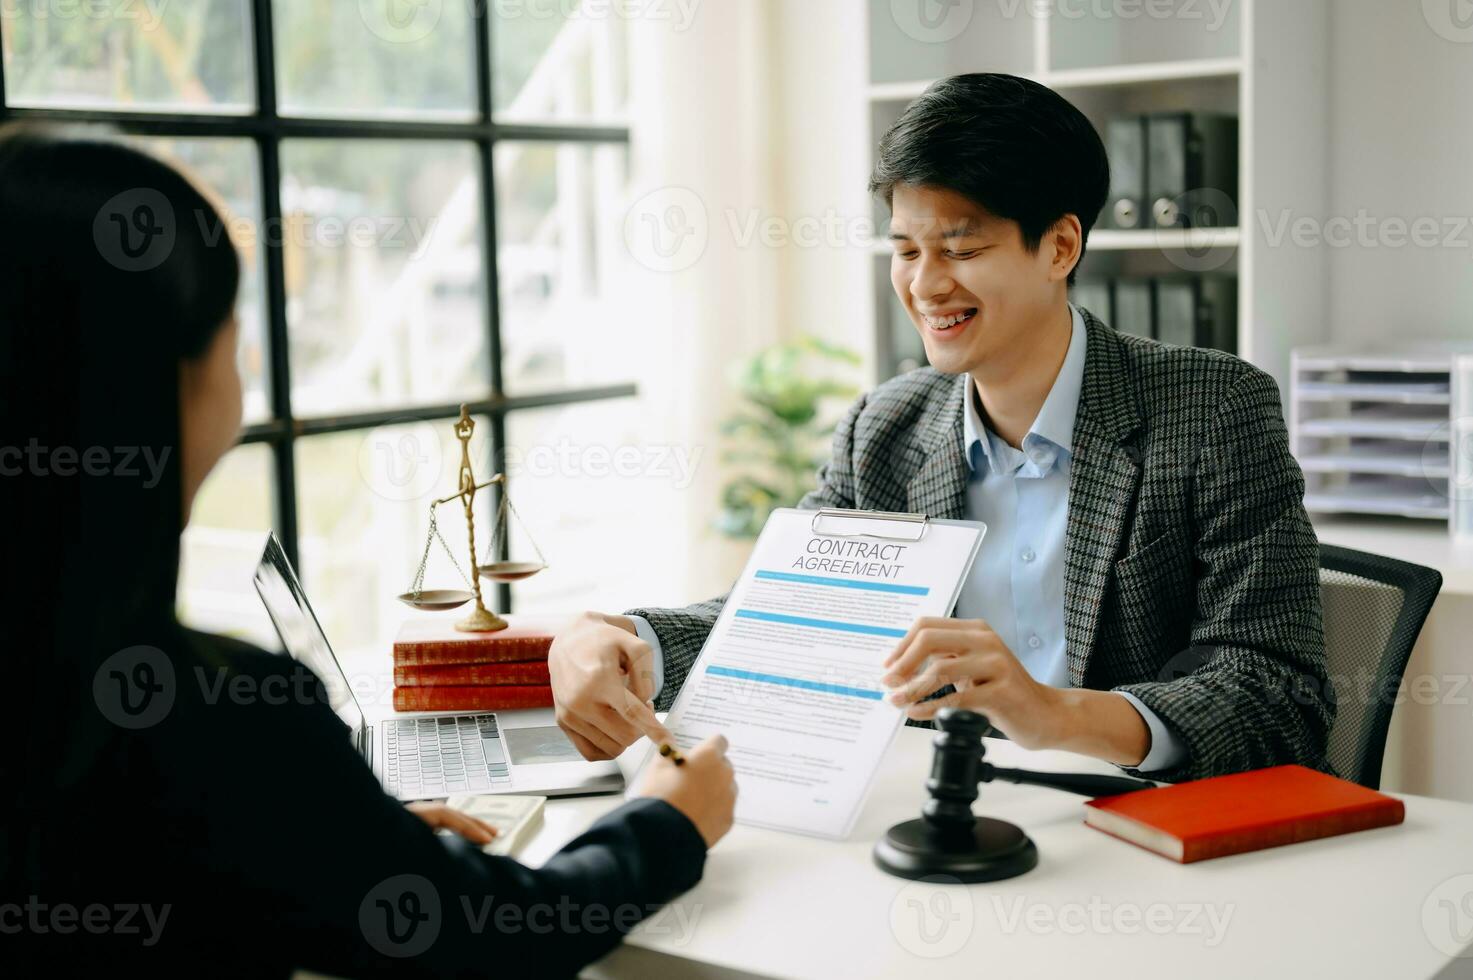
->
[624,2,783,604]
[623,1,873,604]
[1325,0,1473,344]
[766,0,876,376]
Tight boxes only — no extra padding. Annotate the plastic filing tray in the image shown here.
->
[1290,342,1473,535]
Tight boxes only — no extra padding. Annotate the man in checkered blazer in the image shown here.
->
[548,74,1333,784]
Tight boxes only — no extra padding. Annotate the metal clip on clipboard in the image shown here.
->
[809,508,930,543]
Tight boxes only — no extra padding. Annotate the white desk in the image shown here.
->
[517,727,1473,980]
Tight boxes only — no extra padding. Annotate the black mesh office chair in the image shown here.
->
[1318,544,1442,789]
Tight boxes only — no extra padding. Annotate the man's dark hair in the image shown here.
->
[869,73,1109,286]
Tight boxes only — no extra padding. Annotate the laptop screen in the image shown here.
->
[252,532,365,735]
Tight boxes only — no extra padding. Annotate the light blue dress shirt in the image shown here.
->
[633,303,1184,772]
[955,304,1183,771]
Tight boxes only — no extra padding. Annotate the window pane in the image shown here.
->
[280,140,490,417]
[504,398,689,614]
[295,417,495,685]
[3,0,253,113]
[495,141,639,394]
[492,3,629,122]
[178,443,278,647]
[139,137,271,424]
[274,0,476,119]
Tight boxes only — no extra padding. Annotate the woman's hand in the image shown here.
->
[880,616,1067,750]
[633,734,738,848]
[406,802,498,846]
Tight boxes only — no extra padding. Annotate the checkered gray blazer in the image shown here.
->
[629,309,1334,782]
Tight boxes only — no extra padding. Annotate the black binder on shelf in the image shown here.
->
[1103,116,1147,230]
[1146,112,1239,230]
[1153,276,1238,353]
[1112,278,1154,339]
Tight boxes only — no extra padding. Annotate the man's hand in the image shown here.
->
[880,617,1151,765]
[548,611,672,760]
[880,617,1065,749]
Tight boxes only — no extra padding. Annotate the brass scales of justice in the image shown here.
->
[396,405,547,632]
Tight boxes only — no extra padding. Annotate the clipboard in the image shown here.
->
[640,506,987,840]
[809,508,929,541]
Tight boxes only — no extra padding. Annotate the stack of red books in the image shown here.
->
[391,615,565,712]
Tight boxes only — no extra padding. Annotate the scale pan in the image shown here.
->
[397,589,475,610]
[477,561,546,582]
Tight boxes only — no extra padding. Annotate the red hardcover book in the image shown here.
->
[1083,764,1405,863]
[394,661,552,687]
[393,684,555,712]
[392,615,565,667]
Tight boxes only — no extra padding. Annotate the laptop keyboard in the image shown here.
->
[384,714,511,798]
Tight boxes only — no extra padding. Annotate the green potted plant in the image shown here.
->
[716,336,862,539]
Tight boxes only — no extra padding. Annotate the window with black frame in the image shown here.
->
[0,1,652,662]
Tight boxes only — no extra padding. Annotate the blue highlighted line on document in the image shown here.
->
[705,665,883,701]
[754,570,929,595]
[733,608,908,638]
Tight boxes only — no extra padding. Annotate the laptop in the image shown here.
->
[252,532,623,800]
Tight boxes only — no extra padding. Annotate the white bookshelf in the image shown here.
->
[864,0,1331,389]
[864,57,1243,101]
[1045,56,1243,90]
[1087,227,1240,251]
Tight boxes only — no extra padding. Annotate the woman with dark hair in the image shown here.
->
[0,124,736,976]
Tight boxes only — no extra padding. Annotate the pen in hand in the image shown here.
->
[626,691,685,766]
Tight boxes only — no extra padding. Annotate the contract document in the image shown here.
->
[651,508,986,839]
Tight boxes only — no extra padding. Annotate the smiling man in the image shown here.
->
[548,73,1334,783]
